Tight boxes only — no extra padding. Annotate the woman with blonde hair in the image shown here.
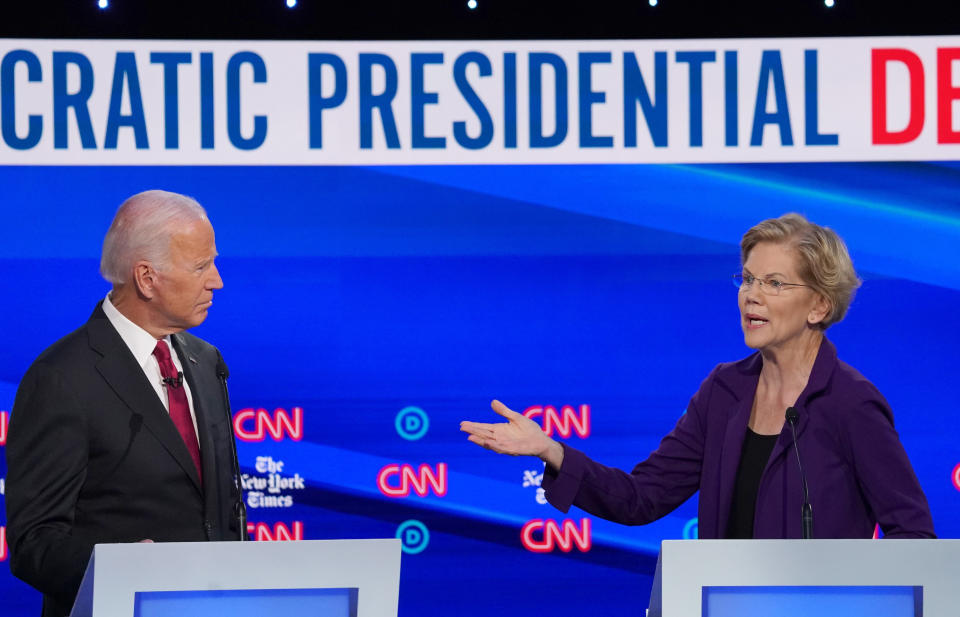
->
[462,213,935,539]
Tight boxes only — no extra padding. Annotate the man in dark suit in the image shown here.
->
[5,190,243,617]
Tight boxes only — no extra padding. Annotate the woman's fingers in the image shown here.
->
[490,399,520,420]
[463,401,549,457]
[467,432,520,456]
[466,434,488,448]
[460,421,497,438]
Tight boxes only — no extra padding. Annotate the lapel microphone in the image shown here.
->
[785,406,814,539]
[162,372,184,388]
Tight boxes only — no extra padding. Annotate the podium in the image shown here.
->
[69,539,401,617]
[648,539,959,617]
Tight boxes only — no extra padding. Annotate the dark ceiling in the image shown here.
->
[1,0,959,40]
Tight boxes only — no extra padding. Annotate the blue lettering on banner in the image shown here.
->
[150,52,191,149]
[578,52,613,148]
[751,50,793,146]
[411,53,446,149]
[104,52,149,149]
[0,45,850,155]
[359,53,400,149]
[623,51,667,148]
[724,50,739,147]
[200,52,215,149]
[308,53,347,149]
[676,50,716,147]
[804,49,838,146]
[53,51,96,149]
[1,49,43,150]
[529,53,568,148]
[226,51,267,150]
[453,51,494,150]
[503,52,517,148]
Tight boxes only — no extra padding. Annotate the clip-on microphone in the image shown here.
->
[162,372,183,388]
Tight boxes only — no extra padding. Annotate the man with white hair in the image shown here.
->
[5,190,244,617]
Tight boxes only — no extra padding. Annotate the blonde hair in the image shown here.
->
[741,213,861,329]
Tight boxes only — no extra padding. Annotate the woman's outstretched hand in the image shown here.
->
[460,400,564,469]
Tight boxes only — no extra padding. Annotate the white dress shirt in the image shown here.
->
[101,292,200,442]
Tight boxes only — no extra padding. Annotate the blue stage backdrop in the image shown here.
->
[0,162,958,617]
[1,35,959,617]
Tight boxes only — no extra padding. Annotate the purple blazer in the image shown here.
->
[542,339,935,539]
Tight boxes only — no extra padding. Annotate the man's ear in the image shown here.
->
[132,261,158,300]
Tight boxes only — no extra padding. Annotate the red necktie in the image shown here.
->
[153,340,202,484]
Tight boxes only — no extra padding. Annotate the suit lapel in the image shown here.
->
[713,351,762,537]
[716,395,752,537]
[761,338,835,471]
[87,306,203,493]
[764,410,807,473]
[710,340,836,537]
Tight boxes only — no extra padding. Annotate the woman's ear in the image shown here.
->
[807,292,830,326]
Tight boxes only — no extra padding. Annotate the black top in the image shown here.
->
[726,428,779,539]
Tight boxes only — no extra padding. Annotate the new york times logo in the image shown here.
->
[242,456,306,508]
[522,466,546,505]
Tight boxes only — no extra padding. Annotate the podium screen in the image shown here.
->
[133,587,359,617]
[702,585,921,617]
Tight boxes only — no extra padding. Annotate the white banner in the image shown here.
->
[0,37,959,164]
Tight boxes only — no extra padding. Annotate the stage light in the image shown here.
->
[649,0,658,6]
[97,0,108,8]
[286,0,297,6]
[825,0,835,6]
[467,0,477,9]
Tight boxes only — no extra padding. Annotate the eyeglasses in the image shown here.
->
[732,273,809,296]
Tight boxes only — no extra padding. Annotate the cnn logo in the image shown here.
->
[233,407,303,442]
[521,518,591,553]
[523,405,590,438]
[247,521,304,541]
[0,410,8,446]
[377,463,447,498]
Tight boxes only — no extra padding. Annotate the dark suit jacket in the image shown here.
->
[543,338,936,539]
[5,303,242,617]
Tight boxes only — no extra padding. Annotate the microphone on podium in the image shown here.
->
[785,406,813,539]
[217,356,248,541]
